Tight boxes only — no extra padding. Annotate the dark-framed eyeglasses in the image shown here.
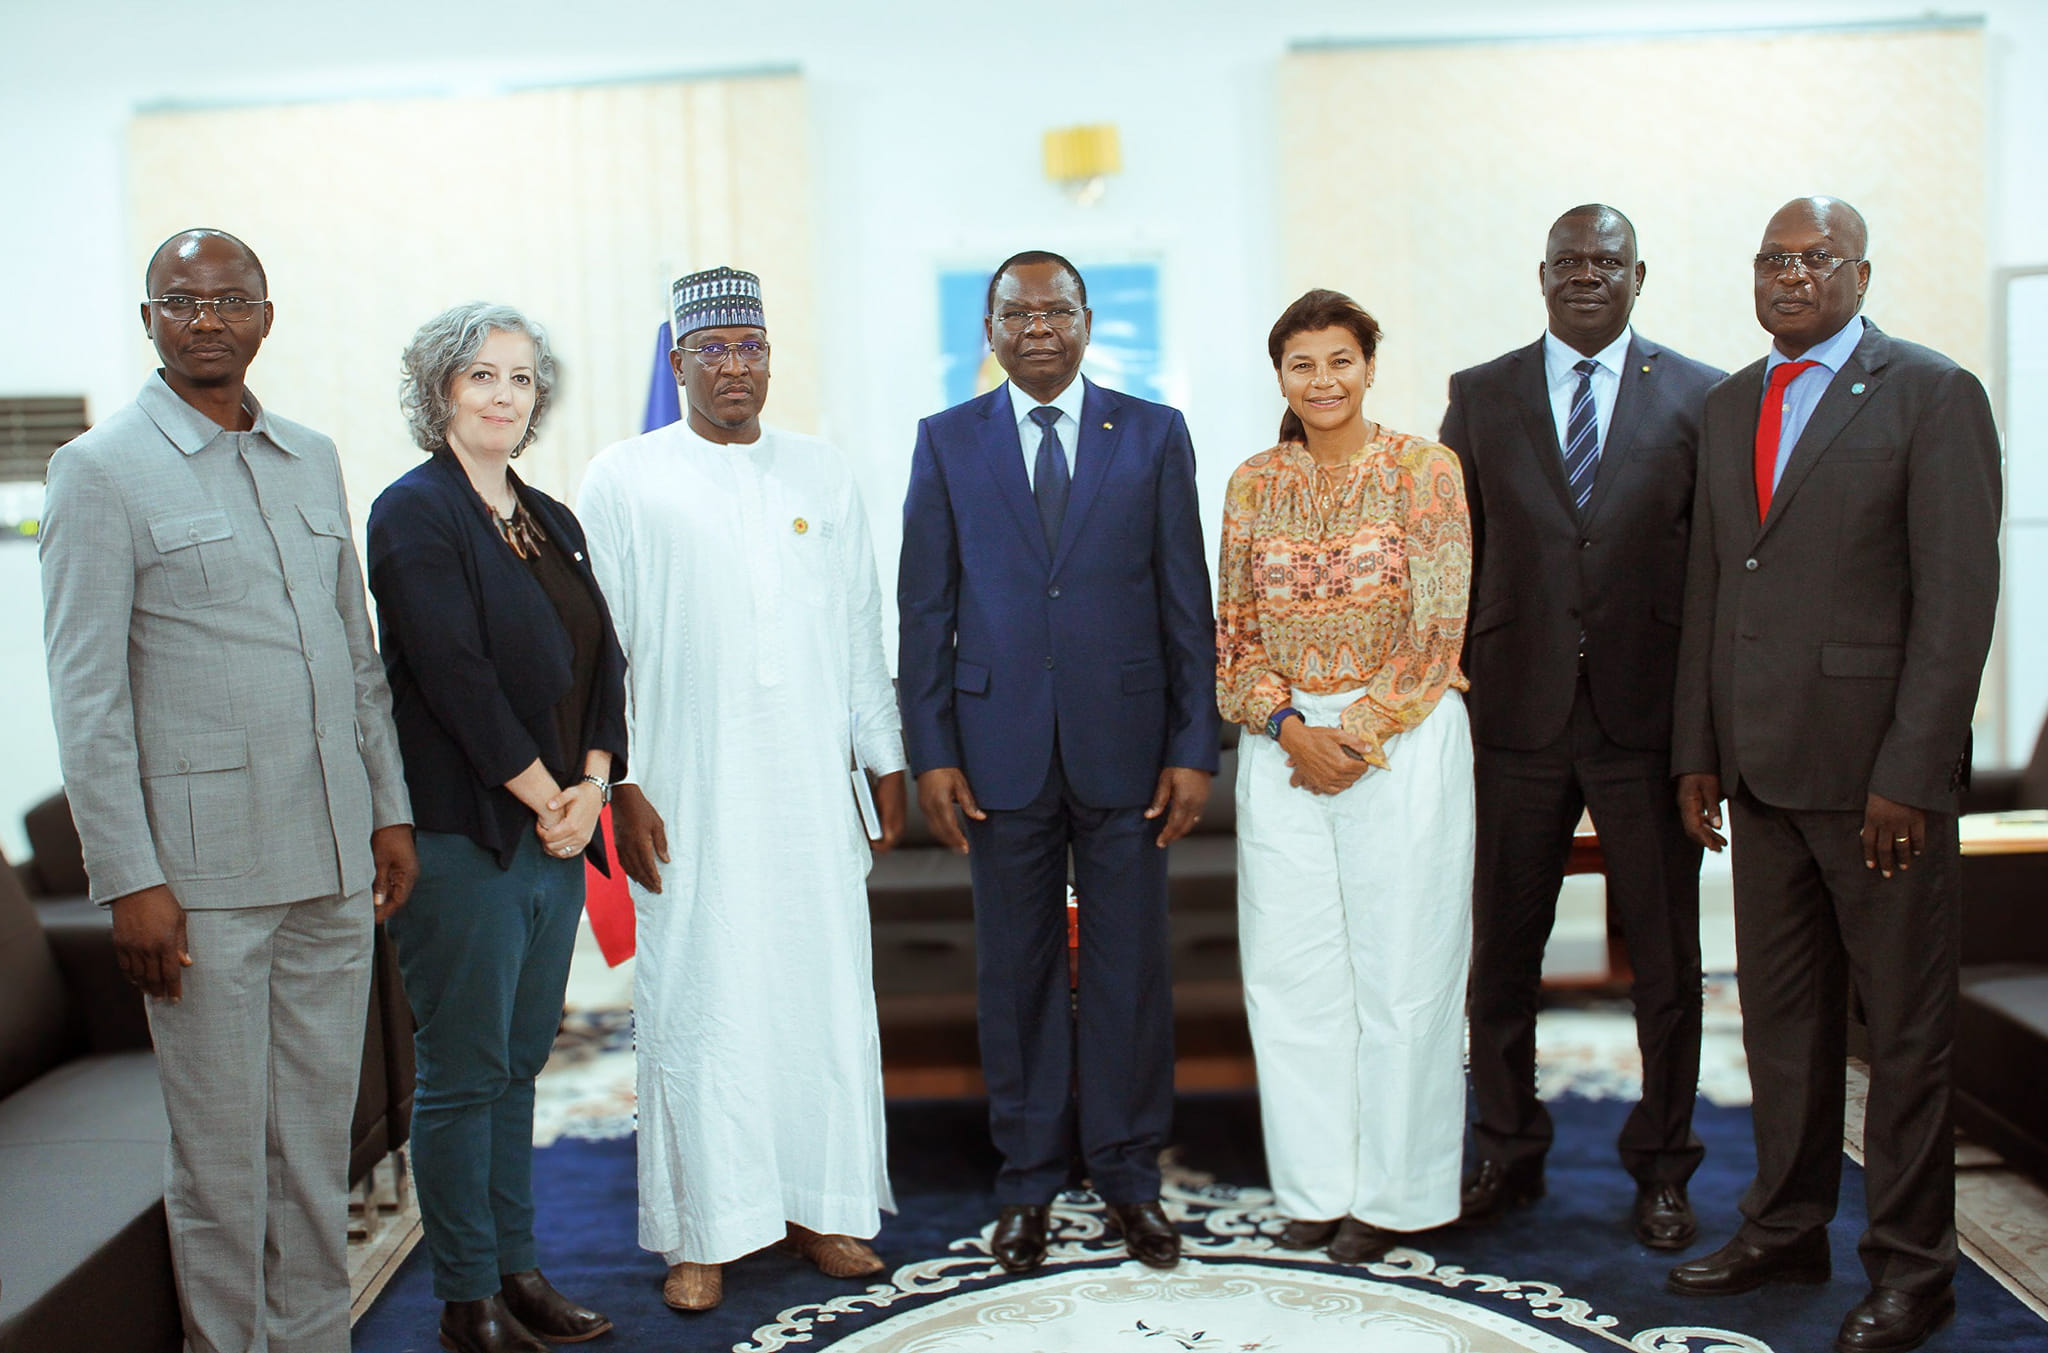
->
[1753,250,1864,278]
[676,338,770,367]
[990,307,1084,333]
[147,295,267,323]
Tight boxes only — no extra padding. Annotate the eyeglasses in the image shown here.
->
[676,339,770,367]
[1753,250,1864,278]
[990,307,1084,333]
[147,295,266,323]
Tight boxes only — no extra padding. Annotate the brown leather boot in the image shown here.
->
[438,1294,549,1353]
[498,1268,612,1342]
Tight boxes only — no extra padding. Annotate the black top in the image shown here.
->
[518,517,604,783]
[366,453,629,871]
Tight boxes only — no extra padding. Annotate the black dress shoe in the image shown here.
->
[1632,1182,1698,1250]
[499,1269,613,1343]
[439,1294,550,1353]
[1106,1199,1182,1268]
[991,1204,1051,1273]
[1327,1216,1397,1265]
[1666,1232,1830,1296]
[1835,1286,1955,1352]
[1457,1159,1544,1227]
[1274,1217,1341,1250]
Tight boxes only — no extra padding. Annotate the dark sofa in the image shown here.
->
[1953,715,2048,1180]
[0,842,178,1353]
[3,793,422,1353]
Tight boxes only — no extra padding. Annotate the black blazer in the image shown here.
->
[1441,333,1723,753]
[367,453,629,869]
[1672,322,2002,813]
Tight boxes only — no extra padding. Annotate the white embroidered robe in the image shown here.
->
[578,420,905,1265]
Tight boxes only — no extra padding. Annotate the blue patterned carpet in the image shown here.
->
[351,1093,2044,1351]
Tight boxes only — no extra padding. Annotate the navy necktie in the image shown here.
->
[1563,358,1601,513]
[1030,406,1069,553]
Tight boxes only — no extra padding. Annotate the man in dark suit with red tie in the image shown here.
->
[1667,197,2002,1353]
[1441,205,1724,1249]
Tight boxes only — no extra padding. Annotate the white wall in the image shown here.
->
[4,0,2046,856]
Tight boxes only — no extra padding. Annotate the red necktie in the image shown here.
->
[1754,360,1820,522]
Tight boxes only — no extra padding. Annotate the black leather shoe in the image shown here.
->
[1327,1216,1397,1265]
[1632,1182,1698,1250]
[1274,1217,1341,1250]
[1666,1232,1830,1296]
[1835,1286,1955,1352]
[1457,1159,1544,1227]
[439,1294,550,1353]
[1106,1199,1182,1268]
[499,1269,612,1343]
[991,1204,1051,1273]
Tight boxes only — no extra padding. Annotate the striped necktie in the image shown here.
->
[1563,358,1601,514]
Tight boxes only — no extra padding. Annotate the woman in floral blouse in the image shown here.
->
[1217,288,1474,1264]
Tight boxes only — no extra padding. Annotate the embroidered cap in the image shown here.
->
[670,266,765,339]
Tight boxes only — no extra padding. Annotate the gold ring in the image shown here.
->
[1892,835,1910,843]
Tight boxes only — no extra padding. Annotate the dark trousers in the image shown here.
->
[1727,788,1958,1294]
[388,829,585,1300]
[1469,676,1705,1185]
[966,751,1173,1206]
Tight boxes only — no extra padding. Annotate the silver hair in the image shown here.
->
[399,302,558,456]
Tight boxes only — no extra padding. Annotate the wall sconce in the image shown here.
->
[1043,124,1121,207]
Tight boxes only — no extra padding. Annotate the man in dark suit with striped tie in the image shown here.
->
[1440,205,1724,1249]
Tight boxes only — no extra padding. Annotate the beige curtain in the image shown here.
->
[128,72,815,514]
[1278,25,1987,441]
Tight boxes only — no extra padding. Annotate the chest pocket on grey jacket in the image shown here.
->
[298,503,348,594]
[147,510,249,609]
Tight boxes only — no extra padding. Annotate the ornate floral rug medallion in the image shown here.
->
[736,1164,1766,1353]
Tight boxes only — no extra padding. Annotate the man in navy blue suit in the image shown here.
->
[898,251,1219,1274]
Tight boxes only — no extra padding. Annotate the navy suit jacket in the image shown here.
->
[898,379,1219,811]
[367,453,628,868]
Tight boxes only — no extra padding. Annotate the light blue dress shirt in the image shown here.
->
[1762,315,1866,490]
[1007,375,1086,489]
[1543,325,1632,456]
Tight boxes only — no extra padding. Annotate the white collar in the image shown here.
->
[1006,375,1088,429]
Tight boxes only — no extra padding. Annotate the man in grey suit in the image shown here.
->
[41,228,417,1353]
[1442,204,1722,1249]
[1667,198,2001,1353]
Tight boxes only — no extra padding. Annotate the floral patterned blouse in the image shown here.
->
[1215,428,1472,768]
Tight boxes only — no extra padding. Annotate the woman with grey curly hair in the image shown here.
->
[366,302,628,1353]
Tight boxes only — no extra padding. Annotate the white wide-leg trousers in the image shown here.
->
[1235,687,1474,1230]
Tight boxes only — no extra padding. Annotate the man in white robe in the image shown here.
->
[577,267,908,1314]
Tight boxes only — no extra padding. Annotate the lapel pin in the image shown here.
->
[1640,364,1651,374]
[1850,382,1866,395]
[1102,421,1113,429]
[792,517,808,535]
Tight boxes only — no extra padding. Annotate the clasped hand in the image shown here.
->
[536,780,602,859]
[1279,721,1376,795]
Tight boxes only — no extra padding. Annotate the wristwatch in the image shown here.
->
[1266,706,1301,740]
[580,774,612,804]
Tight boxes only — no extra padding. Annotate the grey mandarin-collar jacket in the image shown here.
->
[40,373,410,907]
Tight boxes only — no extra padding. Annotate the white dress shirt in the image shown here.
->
[1007,375,1086,490]
[1542,325,1633,457]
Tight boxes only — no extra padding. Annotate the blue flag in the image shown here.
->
[642,321,680,432]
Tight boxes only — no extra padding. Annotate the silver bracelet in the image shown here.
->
[580,774,612,804]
